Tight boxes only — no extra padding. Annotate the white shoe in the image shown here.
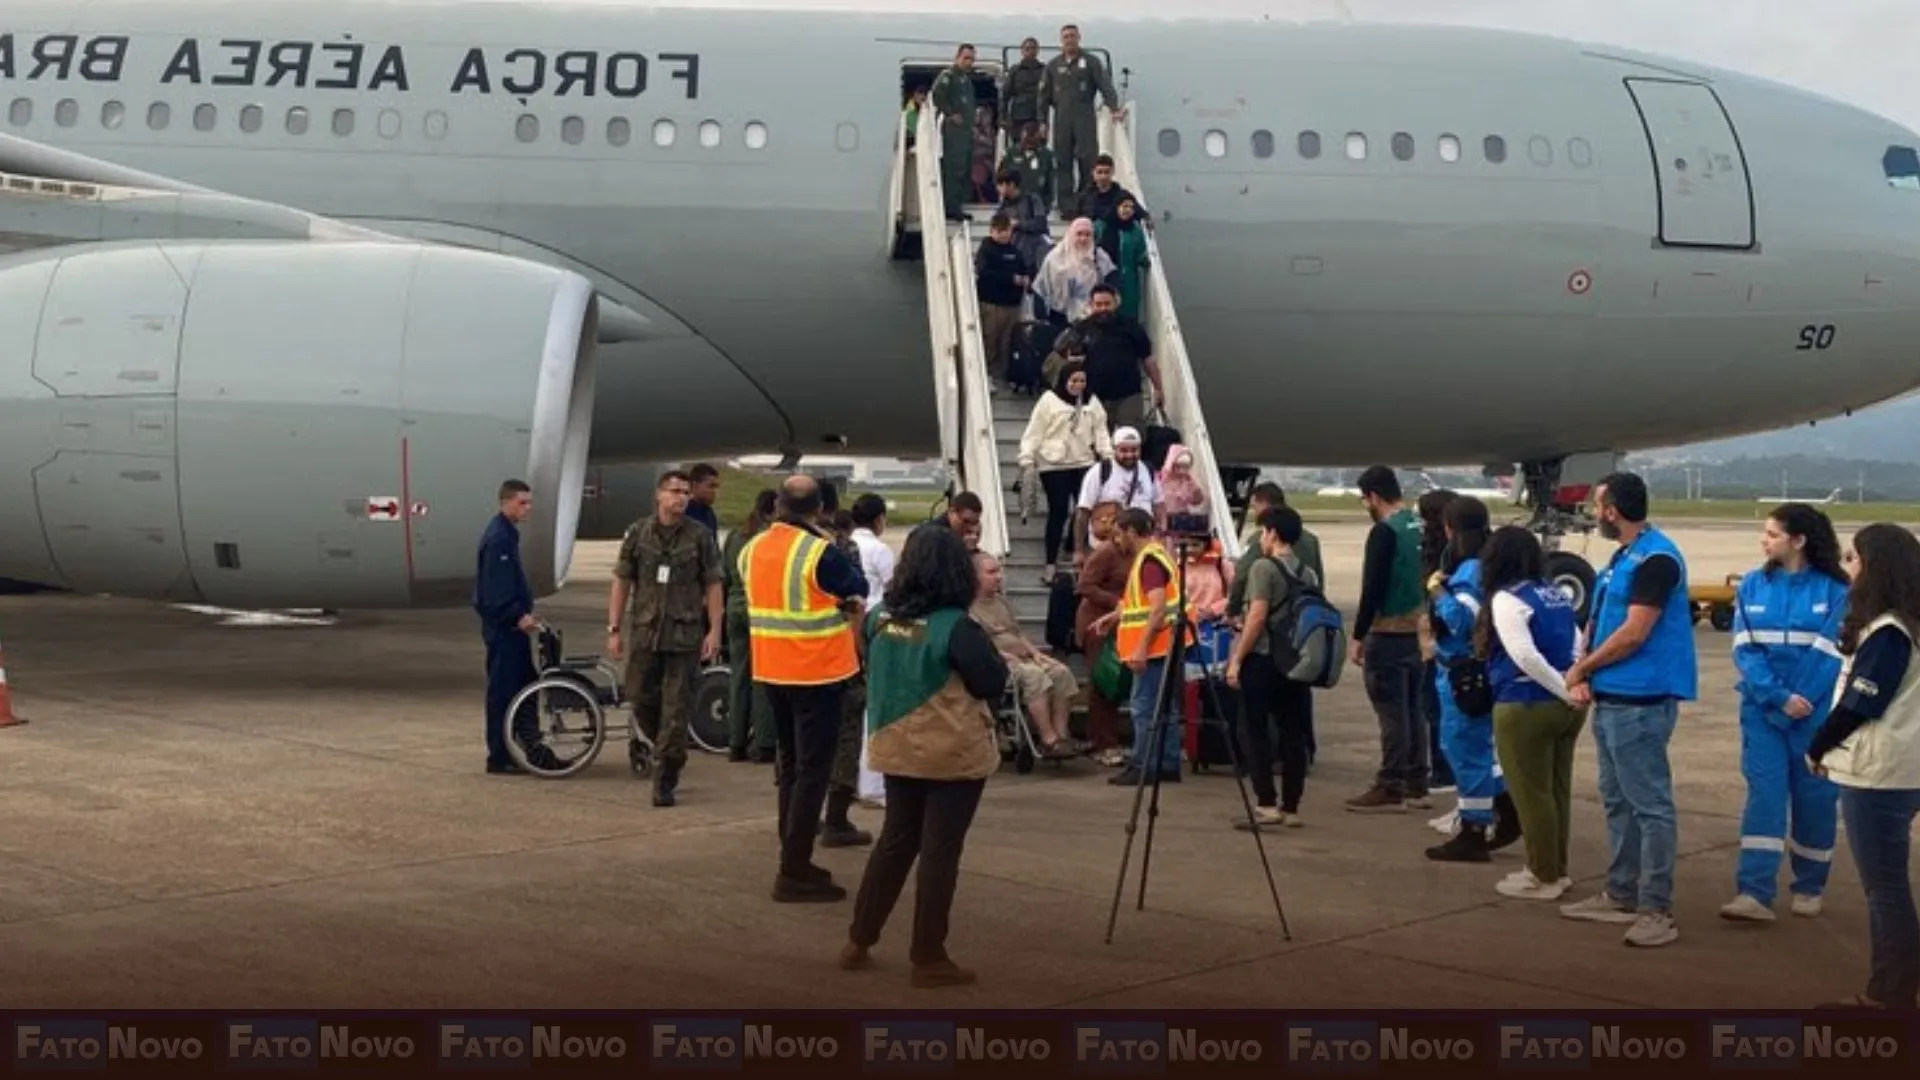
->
[1430,784,1458,795]
[1428,808,1461,835]
[1624,912,1679,948]
[1280,811,1305,828]
[1792,894,1824,918]
[1719,894,1776,923]
[1496,871,1570,901]
[1404,793,1434,810]
[1560,893,1639,924]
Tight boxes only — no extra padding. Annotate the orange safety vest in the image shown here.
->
[740,522,860,686]
[1116,542,1193,662]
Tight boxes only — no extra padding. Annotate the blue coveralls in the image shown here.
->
[1731,566,1850,905]
[1433,559,1504,827]
[474,512,536,769]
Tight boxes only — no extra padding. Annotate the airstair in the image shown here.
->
[892,101,1240,643]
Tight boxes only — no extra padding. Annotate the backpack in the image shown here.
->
[1264,558,1347,689]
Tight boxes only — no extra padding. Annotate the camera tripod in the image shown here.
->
[1104,534,1293,945]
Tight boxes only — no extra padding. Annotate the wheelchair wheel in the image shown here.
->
[627,715,657,778]
[689,664,731,755]
[505,675,607,778]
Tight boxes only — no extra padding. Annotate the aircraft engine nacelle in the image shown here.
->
[0,239,598,608]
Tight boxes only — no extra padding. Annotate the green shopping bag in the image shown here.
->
[1091,634,1133,702]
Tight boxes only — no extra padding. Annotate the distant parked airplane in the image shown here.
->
[1756,488,1845,504]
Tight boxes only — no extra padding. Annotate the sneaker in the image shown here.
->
[1430,784,1458,795]
[1428,808,1461,835]
[1426,826,1492,863]
[1404,791,1434,810]
[1490,795,1523,851]
[1792,894,1825,918]
[909,959,978,989]
[1234,806,1284,831]
[1496,871,1570,901]
[1280,811,1305,828]
[818,822,874,848]
[1624,912,1679,948]
[1719,894,1776,923]
[1560,893,1638,924]
[839,942,872,971]
[773,874,847,904]
[1345,785,1406,814]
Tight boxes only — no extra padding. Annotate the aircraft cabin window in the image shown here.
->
[193,104,217,132]
[1391,132,1414,161]
[654,119,677,147]
[1884,145,1920,190]
[1251,129,1274,159]
[562,116,585,145]
[424,111,449,141]
[1157,128,1181,157]
[516,114,539,143]
[101,101,126,130]
[287,107,310,136]
[1483,135,1507,163]
[1569,137,1593,168]
[608,117,632,147]
[55,99,79,128]
[8,99,31,127]
[745,120,769,150]
[1528,135,1554,167]
[147,102,171,130]
[1438,134,1461,163]
[1297,130,1321,159]
[240,105,263,134]
[378,109,402,140]
[332,109,355,137]
[699,120,722,148]
[1345,132,1368,161]
[1203,130,1227,158]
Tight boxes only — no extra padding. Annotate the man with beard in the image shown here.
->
[1344,466,1432,814]
[1560,472,1696,949]
[1062,284,1160,431]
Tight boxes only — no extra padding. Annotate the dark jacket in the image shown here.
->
[975,238,1031,307]
[998,190,1052,269]
[1001,58,1048,131]
[1084,182,1150,233]
[473,513,533,631]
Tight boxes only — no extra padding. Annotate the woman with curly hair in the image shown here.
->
[839,524,1008,989]
[1809,523,1920,1008]
[1721,503,1852,924]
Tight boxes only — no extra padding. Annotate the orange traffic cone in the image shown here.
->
[0,640,23,728]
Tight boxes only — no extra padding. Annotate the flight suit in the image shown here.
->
[473,513,541,772]
[930,64,976,220]
[615,516,723,774]
[1011,143,1057,219]
[1000,57,1047,143]
[722,526,777,756]
[1039,50,1120,216]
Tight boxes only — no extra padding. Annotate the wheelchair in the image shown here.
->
[502,625,732,779]
[993,682,1072,776]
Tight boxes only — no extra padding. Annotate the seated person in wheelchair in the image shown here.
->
[969,551,1081,758]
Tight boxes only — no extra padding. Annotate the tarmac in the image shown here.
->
[0,519,1894,1009]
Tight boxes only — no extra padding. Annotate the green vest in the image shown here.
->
[864,607,964,735]
[1383,508,1425,617]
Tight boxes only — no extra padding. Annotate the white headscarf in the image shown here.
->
[1034,217,1115,323]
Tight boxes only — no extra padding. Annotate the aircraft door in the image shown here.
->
[1625,78,1755,249]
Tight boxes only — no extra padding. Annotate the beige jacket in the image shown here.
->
[1018,392,1112,472]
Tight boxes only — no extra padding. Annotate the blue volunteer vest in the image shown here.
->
[1589,526,1698,702]
[1490,581,1580,704]
[1432,559,1483,664]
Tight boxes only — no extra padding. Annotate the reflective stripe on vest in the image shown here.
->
[1116,543,1193,661]
[742,523,859,685]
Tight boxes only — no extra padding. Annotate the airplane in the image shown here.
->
[1756,487,1846,504]
[5,0,1920,619]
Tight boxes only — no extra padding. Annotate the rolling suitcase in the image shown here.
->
[1142,418,1183,473]
[1044,569,1078,655]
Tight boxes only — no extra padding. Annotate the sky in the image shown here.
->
[508,0,1917,133]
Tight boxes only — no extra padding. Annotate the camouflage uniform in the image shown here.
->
[615,516,722,770]
[721,525,776,754]
[930,63,977,219]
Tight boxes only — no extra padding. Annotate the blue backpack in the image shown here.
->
[1265,558,1347,689]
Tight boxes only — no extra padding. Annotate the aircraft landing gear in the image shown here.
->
[1517,455,1614,623]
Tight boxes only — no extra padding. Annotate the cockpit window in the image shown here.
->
[1884,146,1920,190]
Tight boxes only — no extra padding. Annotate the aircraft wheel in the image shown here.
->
[1546,552,1596,624]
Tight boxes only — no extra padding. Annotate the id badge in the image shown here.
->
[656,564,672,585]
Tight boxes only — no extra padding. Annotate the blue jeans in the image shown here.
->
[1128,658,1182,776]
[1591,700,1679,914]
[1839,786,1920,1007]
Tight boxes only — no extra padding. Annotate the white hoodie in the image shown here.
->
[1018,392,1112,472]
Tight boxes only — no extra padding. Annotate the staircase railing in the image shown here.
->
[1099,105,1242,560]
[948,224,1011,560]
[914,107,961,474]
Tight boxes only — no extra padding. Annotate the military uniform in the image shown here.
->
[615,516,723,782]
[1000,57,1047,143]
[1039,50,1120,215]
[1011,143,1057,219]
[822,528,874,847]
[722,525,776,757]
[930,63,977,220]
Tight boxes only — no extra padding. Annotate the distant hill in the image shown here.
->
[1657,393,1920,465]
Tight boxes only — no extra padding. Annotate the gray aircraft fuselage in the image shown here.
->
[7,0,1920,470]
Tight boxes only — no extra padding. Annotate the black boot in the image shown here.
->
[653,762,681,808]
[729,746,750,763]
[1490,793,1524,851]
[1426,824,1492,862]
[819,788,872,848]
